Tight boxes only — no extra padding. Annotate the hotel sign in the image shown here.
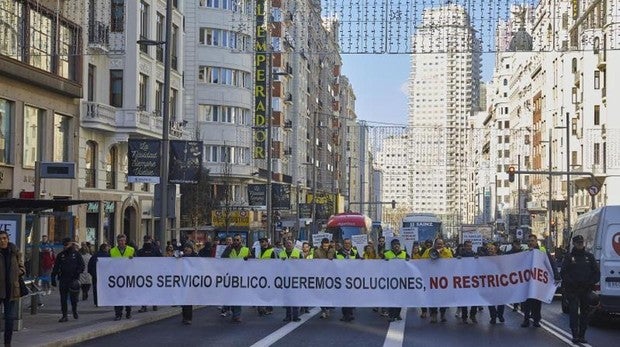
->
[254,0,268,159]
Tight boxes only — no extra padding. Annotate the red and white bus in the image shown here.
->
[325,213,373,243]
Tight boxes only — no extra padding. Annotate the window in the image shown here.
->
[593,37,600,54]
[57,24,75,79]
[0,99,13,164]
[571,151,578,166]
[111,0,124,32]
[594,70,600,89]
[571,118,578,135]
[110,70,123,107]
[156,13,164,62]
[106,146,117,189]
[139,1,149,53]
[171,24,178,70]
[85,141,97,188]
[88,64,96,101]
[571,58,577,73]
[138,73,148,110]
[0,1,23,60]
[23,105,43,168]
[29,11,53,72]
[155,81,163,116]
[503,79,508,86]
[594,143,600,165]
[170,88,178,119]
[53,114,70,162]
[594,105,600,125]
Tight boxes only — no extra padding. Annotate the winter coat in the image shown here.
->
[0,243,25,300]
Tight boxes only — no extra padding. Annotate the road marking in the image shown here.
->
[507,304,591,347]
[249,307,320,347]
[383,308,407,347]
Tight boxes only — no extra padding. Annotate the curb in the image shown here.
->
[42,308,181,347]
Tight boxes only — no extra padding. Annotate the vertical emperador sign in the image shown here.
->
[254,0,268,159]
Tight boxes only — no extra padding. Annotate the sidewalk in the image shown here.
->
[10,288,180,347]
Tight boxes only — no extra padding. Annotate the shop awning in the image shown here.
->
[0,199,95,214]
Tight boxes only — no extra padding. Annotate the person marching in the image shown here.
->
[51,238,85,322]
[313,237,335,319]
[457,240,478,324]
[336,238,362,322]
[279,239,302,322]
[180,243,197,325]
[486,243,506,324]
[221,234,249,323]
[110,234,135,321]
[422,238,453,323]
[561,235,600,344]
[384,238,409,322]
[521,234,557,328]
[137,235,161,313]
[253,237,275,316]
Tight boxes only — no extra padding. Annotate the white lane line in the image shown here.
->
[383,308,408,347]
[249,307,321,347]
[507,304,589,346]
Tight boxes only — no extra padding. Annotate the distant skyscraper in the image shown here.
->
[407,3,481,235]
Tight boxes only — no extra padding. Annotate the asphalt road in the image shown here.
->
[78,298,619,347]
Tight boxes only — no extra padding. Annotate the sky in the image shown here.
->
[341,52,496,125]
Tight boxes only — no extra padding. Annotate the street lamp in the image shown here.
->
[137,0,173,251]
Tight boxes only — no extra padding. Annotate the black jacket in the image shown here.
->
[561,248,600,293]
[52,248,85,283]
[136,243,162,257]
[87,250,109,280]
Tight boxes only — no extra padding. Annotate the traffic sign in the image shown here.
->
[588,185,599,196]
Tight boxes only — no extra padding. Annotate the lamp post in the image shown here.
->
[137,0,173,251]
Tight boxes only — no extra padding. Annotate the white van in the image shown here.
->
[567,206,620,317]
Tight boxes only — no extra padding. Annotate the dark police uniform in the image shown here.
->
[51,241,85,321]
[561,235,600,343]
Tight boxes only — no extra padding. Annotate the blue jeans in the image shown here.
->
[2,298,16,344]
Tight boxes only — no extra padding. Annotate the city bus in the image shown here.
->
[326,213,373,243]
[401,213,443,243]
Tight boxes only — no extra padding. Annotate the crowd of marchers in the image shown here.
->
[3,230,598,346]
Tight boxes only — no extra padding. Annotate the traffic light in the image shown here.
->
[508,166,516,183]
[391,200,396,209]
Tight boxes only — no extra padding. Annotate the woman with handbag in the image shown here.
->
[0,229,26,347]
[79,243,92,301]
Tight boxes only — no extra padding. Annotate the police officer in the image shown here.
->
[51,238,85,322]
[561,235,600,344]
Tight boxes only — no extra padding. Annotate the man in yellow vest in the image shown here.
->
[253,237,275,316]
[336,238,361,322]
[110,234,135,321]
[221,234,249,323]
[279,239,301,322]
[422,238,453,323]
[384,239,409,322]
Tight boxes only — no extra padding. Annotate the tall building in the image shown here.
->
[407,4,481,237]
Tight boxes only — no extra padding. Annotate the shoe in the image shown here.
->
[231,317,241,323]
[395,316,402,321]
[73,311,78,319]
[114,316,122,321]
[470,316,477,324]
[571,338,580,344]
[182,320,192,325]
[153,306,158,311]
[577,338,588,343]
[339,316,347,322]
[320,311,327,319]
[58,316,68,323]
[430,313,437,323]
[283,317,292,322]
[440,317,447,323]
[372,308,378,312]
[489,318,496,325]
[126,313,131,319]
[521,320,530,328]
[220,311,228,317]
[498,316,505,323]
[420,312,427,319]
[82,294,88,301]
[381,311,389,317]
[462,318,469,324]
[138,307,148,313]
[292,317,301,322]
[532,321,541,328]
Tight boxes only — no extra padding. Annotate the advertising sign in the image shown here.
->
[128,139,160,183]
[169,140,203,184]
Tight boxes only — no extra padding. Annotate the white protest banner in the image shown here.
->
[312,232,332,247]
[350,234,368,253]
[97,251,557,307]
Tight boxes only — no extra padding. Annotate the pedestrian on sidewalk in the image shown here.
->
[39,245,55,295]
[0,230,25,347]
[110,234,135,320]
[51,238,85,322]
[79,242,92,301]
[137,235,161,313]
[87,243,110,306]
